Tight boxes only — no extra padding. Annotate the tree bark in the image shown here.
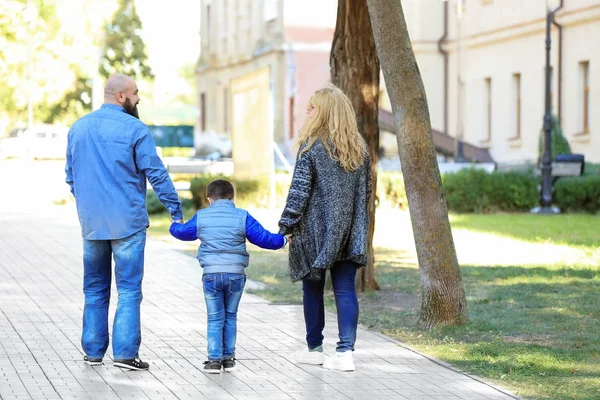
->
[366,0,468,328]
[330,0,380,292]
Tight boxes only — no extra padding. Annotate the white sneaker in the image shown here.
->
[322,351,355,371]
[293,348,325,365]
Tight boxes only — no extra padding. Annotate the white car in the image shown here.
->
[0,124,69,160]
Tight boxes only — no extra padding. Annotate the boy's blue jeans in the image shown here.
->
[81,229,146,360]
[203,273,246,360]
[302,260,359,352]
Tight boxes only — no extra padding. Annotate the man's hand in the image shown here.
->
[170,217,183,224]
[285,234,292,246]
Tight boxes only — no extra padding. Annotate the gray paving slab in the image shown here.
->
[0,206,521,400]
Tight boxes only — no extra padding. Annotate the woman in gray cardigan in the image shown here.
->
[278,85,371,372]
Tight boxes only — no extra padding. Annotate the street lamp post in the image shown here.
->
[533,3,559,214]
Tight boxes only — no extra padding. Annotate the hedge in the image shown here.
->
[146,165,600,215]
[380,167,599,214]
[554,175,600,213]
[146,190,193,215]
[442,168,538,213]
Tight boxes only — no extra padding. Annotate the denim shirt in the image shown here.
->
[65,104,182,240]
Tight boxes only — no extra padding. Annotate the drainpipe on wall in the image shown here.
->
[552,0,564,125]
[437,0,449,136]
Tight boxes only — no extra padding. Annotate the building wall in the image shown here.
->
[559,4,599,157]
[381,0,600,163]
[197,0,336,159]
[283,25,334,154]
[197,0,285,139]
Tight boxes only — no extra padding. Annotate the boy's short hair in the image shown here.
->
[206,179,235,200]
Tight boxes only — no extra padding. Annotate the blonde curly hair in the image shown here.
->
[297,85,367,172]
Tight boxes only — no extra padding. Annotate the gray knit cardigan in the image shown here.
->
[278,140,372,282]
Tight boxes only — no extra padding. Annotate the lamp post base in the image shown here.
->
[530,206,560,215]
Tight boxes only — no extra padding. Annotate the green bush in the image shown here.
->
[378,172,408,209]
[442,168,492,213]
[146,190,193,215]
[487,170,538,212]
[159,147,195,157]
[441,168,537,213]
[379,165,598,214]
[583,162,600,176]
[146,190,163,215]
[555,175,600,213]
[538,115,571,160]
[189,175,262,209]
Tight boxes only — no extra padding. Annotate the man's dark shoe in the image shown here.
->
[222,358,236,372]
[114,357,150,371]
[203,360,222,374]
[83,356,103,366]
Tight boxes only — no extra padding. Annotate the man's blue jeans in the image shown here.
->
[82,229,146,360]
[203,273,246,361]
[302,260,359,352]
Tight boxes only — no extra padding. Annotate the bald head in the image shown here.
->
[104,74,140,118]
[104,74,135,100]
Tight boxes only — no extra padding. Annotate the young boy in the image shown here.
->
[169,179,287,374]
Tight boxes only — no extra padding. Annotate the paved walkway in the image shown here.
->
[0,204,520,400]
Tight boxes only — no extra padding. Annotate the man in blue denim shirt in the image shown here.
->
[65,74,182,371]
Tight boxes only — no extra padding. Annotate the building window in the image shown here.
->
[483,77,492,142]
[206,5,211,51]
[200,93,206,131]
[246,2,252,30]
[223,0,228,37]
[510,73,521,140]
[580,61,590,134]
[232,0,238,42]
[549,66,554,113]
[289,96,295,139]
[224,87,229,132]
[543,65,554,112]
[263,0,278,22]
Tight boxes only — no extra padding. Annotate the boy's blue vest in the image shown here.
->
[196,199,249,274]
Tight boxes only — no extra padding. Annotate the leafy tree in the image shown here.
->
[0,0,64,128]
[45,67,93,124]
[173,62,197,105]
[100,0,153,80]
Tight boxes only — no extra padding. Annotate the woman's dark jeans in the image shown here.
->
[302,260,359,352]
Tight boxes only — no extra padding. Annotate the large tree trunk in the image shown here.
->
[366,0,468,329]
[330,0,380,292]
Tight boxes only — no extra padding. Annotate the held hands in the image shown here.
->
[284,234,292,247]
[170,216,183,224]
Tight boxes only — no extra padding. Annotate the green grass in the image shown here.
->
[148,211,600,400]
[360,257,600,400]
[450,213,600,251]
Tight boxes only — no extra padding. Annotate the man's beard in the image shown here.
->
[123,97,139,119]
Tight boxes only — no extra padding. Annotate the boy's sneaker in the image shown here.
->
[222,358,236,372]
[203,360,222,374]
[83,356,103,366]
[293,346,325,365]
[113,357,150,371]
[323,351,355,371]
